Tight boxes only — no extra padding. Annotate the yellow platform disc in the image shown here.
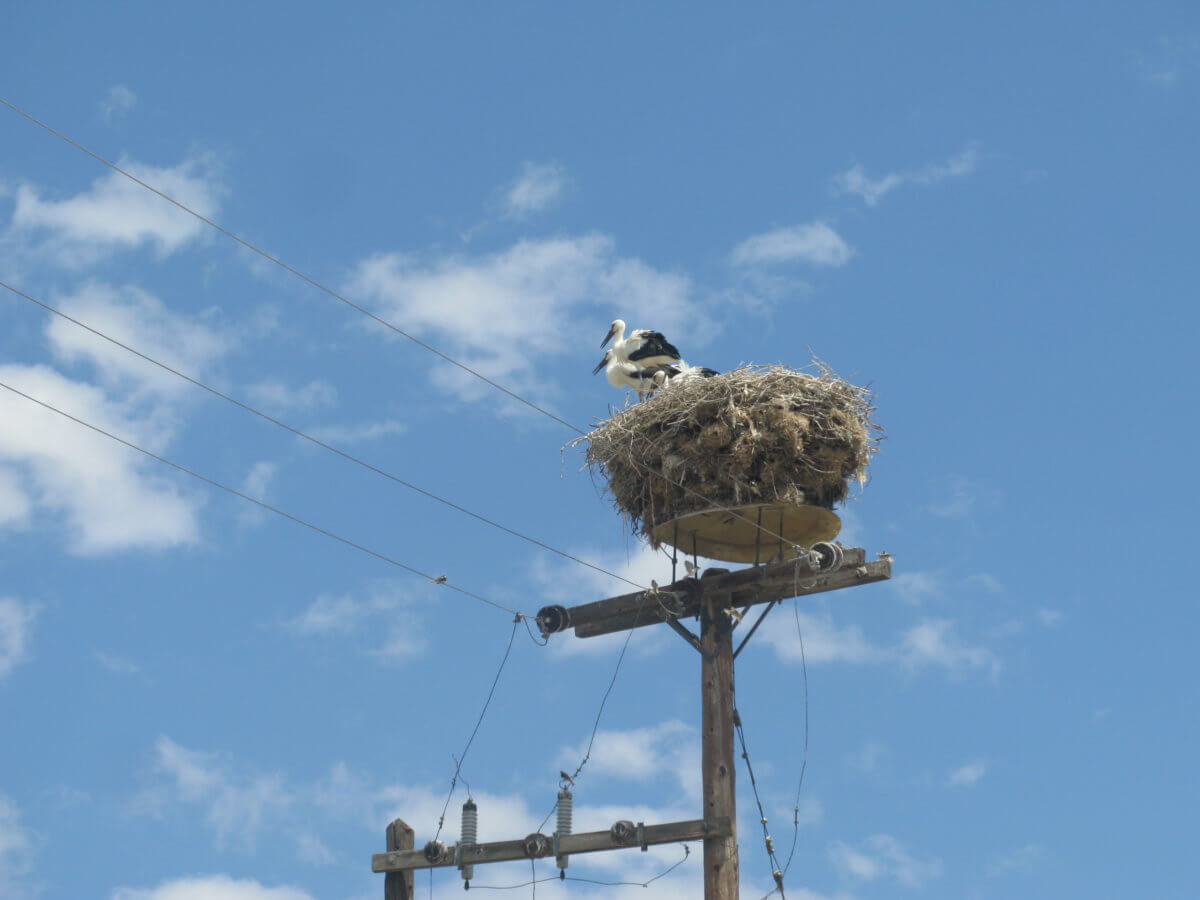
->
[649,503,841,564]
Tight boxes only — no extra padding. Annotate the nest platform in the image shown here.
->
[578,363,879,562]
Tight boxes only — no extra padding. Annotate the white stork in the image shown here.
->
[594,350,676,400]
[601,319,682,367]
[651,361,720,391]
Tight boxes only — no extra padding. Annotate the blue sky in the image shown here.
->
[2,3,1198,898]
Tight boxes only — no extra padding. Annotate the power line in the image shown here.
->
[0,95,816,557]
[0,377,525,619]
[0,278,649,594]
[432,617,520,844]
[0,95,582,435]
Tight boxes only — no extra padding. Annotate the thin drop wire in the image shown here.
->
[0,378,524,618]
[0,279,650,595]
[732,673,788,900]
[464,844,691,890]
[433,617,520,844]
[781,597,811,877]
[0,95,813,556]
[537,587,653,833]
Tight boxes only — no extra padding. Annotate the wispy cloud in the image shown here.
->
[987,842,1044,876]
[899,619,1001,676]
[0,467,32,529]
[0,597,36,680]
[926,474,996,519]
[833,143,980,206]
[0,795,37,897]
[245,379,337,414]
[285,580,427,662]
[112,874,316,900]
[829,833,942,887]
[947,759,987,787]
[139,737,293,853]
[760,607,999,676]
[730,222,853,267]
[306,420,405,445]
[93,651,140,675]
[346,235,705,403]
[10,155,223,266]
[501,161,570,218]
[557,720,701,805]
[46,281,232,397]
[100,84,138,122]
[1137,34,1200,87]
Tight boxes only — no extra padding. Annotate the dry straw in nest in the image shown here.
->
[575,363,881,543]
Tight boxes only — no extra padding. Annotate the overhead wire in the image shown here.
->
[464,843,691,890]
[732,671,788,900]
[780,597,812,879]
[0,377,525,619]
[0,278,649,595]
[0,94,815,557]
[3,100,828,860]
[432,616,520,844]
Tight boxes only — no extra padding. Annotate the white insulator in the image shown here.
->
[461,798,477,881]
[555,787,573,870]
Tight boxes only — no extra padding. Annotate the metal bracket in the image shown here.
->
[637,821,648,852]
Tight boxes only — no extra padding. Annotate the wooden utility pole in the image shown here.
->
[373,545,891,899]
[701,589,738,898]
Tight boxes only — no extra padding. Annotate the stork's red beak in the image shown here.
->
[600,324,617,348]
[592,356,608,375]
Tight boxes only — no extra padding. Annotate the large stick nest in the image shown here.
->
[575,363,881,542]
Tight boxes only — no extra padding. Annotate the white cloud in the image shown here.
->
[11,156,223,265]
[847,740,887,774]
[758,606,998,677]
[245,379,337,414]
[1036,608,1064,627]
[1137,34,1200,87]
[756,608,886,665]
[890,571,942,605]
[144,737,292,852]
[93,651,140,675]
[346,235,703,401]
[0,467,32,528]
[730,222,853,267]
[829,834,942,888]
[0,364,203,554]
[987,842,1044,876]
[0,795,37,897]
[100,84,138,122]
[240,462,277,501]
[833,143,980,206]
[898,619,1000,676]
[46,281,232,395]
[502,161,569,218]
[947,759,987,787]
[926,475,993,518]
[305,420,406,445]
[557,720,700,805]
[111,875,315,900]
[286,581,427,661]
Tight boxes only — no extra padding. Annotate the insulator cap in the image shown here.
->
[536,605,570,635]
[523,832,551,857]
[610,820,636,843]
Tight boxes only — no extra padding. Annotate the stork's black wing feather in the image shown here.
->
[627,332,681,361]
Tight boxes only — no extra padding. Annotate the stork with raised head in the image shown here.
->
[601,319,682,367]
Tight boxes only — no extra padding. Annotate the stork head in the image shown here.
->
[601,319,626,348]
[592,349,612,375]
